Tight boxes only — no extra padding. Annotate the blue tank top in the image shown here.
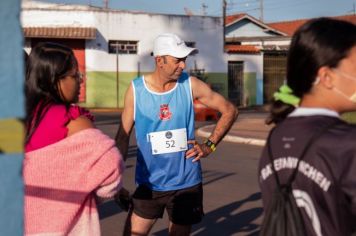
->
[132,72,202,191]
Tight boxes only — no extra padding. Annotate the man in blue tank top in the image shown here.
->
[115,33,237,236]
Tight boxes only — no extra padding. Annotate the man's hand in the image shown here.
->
[185,140,212,162]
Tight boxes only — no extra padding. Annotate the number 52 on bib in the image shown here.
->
[148,128,188,155]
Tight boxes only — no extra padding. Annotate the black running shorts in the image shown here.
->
[132,183,204,225]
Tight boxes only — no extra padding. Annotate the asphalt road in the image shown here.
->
[93,111,264,236]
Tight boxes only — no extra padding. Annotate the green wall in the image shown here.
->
[205,73,228,98]
[244,72,257,106]
[204,72,257,106]
[83,71,229,108]
[205,72,257,106]
[84,71,139,108]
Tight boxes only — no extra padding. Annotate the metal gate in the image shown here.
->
[263,53,287,104]
[228,61,244,106]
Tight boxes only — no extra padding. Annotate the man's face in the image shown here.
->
[159,55,187,80]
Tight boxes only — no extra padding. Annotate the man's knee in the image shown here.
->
[169,223,191,236]
[124,211,157,236]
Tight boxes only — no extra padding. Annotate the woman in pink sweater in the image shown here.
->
[24,42,125,235]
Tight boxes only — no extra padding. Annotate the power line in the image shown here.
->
[263,0,312,10]
[211,0,312,17]
[227,0,264,20]
[229,0,311,9]
[227,0,258,8]
[229,0,259,4]
[228,0,312,13]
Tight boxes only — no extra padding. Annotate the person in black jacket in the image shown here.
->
[259,17,356,236]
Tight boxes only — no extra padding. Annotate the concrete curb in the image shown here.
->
[196,124,266,147]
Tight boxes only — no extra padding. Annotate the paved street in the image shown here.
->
[93,111,266,236]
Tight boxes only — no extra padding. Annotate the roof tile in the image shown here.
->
[268,15,356,36]
[225,44,260,54]
[23,27,96,39]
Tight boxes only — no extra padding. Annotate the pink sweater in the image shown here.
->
[24,128,124,235]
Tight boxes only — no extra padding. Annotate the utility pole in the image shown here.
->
[103,0,109,9]
[202,3,208,16]
[223,0,227,51]
[184,7,194,16]
[260,0,264,22]
[115,43,120,108]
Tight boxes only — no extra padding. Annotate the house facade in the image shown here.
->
[224,14,290,106]
[224,13,356,106]
[22,1,227,108]
[22,1,356,108]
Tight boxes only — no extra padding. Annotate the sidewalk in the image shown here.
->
[196,110,272,146]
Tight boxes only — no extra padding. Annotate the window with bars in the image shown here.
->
[108,40,138,54]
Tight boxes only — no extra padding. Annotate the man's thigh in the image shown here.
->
[131,185,167,219]
[166,183,204,225]
[131,184,204,225]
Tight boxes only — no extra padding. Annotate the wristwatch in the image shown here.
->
[204,139,216,152]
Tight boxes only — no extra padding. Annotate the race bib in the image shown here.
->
[148,128,188,155]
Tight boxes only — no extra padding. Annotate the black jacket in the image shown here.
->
[259,115,356,236]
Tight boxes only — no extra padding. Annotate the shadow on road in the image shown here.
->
[202,170,236,186]
[153,192,262,236]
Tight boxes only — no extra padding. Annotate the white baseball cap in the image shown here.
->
[153,33,198,58]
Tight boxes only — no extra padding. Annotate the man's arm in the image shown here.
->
[192,77,238,144]
[115,84,135,162]
[186,76,238,161]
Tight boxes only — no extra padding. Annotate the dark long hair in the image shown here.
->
[25,42,78,143]
[267,17,356,124]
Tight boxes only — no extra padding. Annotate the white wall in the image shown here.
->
[225,53,263,75]
[226,20,276,38]
[88,11,225,73]
[21,5,227,73]
[21,10,95,27]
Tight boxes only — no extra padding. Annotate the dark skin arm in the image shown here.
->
[114,84,135,210]
[115,84,135,161]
